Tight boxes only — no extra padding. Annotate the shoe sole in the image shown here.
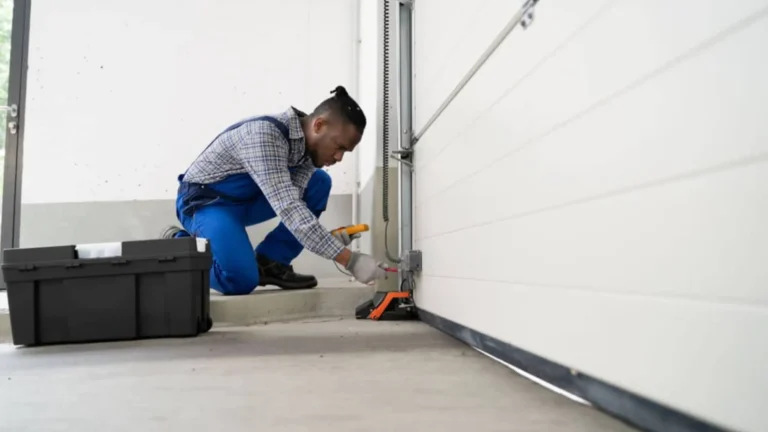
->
[259,276,318,290]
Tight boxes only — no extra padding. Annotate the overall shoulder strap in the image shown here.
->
[255,116,289,140]
[183,115,291,177]
[214,115,289,143]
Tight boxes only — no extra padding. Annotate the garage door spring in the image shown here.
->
[381,0,400,264]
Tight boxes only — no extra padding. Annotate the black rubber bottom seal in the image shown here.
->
[417,309,728,432]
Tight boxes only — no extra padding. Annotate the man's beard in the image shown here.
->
[310,151,323,168]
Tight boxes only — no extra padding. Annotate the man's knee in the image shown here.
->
[214,259,260,296]
[308,169,332,198]
[206,233,260,296]
[188,203,260,295]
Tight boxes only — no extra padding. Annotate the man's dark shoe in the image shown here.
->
[257,254,318,290]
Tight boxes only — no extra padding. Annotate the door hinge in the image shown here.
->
[0,104,18,118]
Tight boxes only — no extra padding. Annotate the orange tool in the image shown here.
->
[355,291,416,321]
[331,224,397,271]
[339,224,415,320]
[330,223,370,237]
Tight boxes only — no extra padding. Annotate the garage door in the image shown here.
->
[411,1,768,431]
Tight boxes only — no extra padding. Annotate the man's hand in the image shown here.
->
[335,248,352,267]
[343,251,388,285]
[331,230,361,246]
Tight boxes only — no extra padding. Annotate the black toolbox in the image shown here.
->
[1,237,213,346]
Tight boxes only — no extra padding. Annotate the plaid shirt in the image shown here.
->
[183,107,345,260]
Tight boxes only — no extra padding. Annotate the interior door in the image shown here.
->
[0,0,30,290]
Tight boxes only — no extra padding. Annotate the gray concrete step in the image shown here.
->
[210,278,375,326]
[0,309,9,344]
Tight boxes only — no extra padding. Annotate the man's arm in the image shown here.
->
[235,121,347,262]
[290,163,352,267]
[290,162,315,202]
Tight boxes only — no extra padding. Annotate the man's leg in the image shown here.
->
[251,169,333,289]
[175,203,261,296]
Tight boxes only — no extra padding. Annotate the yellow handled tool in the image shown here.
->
[330,224,370,237]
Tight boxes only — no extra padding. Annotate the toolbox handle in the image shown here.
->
[18,264,36,272]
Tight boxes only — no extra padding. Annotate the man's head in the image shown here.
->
[303,86,366,168]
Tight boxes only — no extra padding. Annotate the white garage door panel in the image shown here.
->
[415,14,768,241]
[414,0,768,199]
[413,0,526,131]
[418,161,768,303]
[413,0,610,164]
[414,276,768,432]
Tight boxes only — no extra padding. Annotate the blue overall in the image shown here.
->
[174,116,331,296]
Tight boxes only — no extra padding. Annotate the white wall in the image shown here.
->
[21,0,358,204]
[412,1,768,432]
[356,0,382,190]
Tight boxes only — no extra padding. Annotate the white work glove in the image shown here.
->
[345,252,387,285]
[332,230,361,246]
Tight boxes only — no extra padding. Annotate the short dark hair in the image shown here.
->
[312,85,367,132]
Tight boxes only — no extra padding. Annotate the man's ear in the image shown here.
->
[312,116,326,134]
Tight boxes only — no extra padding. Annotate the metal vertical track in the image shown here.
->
[397,0,414,290]
[350,0,362,254]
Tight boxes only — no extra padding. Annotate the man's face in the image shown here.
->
[307,116,361,168]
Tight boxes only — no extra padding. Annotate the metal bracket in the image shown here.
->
[390,148,414,169]
[400,250,422,273]
[521,0,538,29]
[396,249,421,293]
[390,155,413,169]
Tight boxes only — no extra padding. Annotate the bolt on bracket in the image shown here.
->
[521,0,538,29]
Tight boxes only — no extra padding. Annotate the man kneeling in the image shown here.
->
[162,86,387,295]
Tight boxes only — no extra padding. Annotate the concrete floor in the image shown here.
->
[0,319,636,432]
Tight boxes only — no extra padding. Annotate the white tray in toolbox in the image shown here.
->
[75,238,209,259]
